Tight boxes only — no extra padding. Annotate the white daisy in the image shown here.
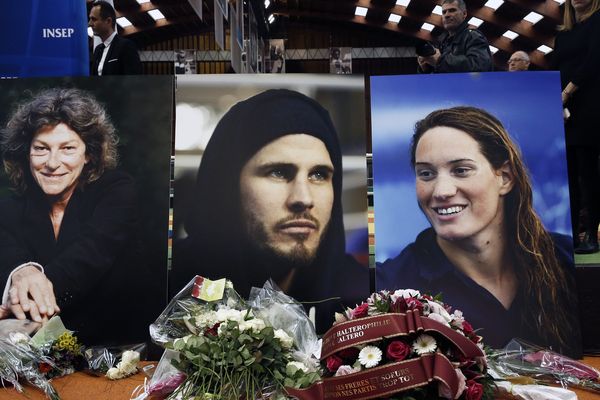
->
[412,334,437,355]
[358,345,382,368]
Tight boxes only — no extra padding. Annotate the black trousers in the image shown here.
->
[567,145,600,241]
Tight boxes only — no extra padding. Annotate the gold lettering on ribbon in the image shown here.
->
[323,379,378,399]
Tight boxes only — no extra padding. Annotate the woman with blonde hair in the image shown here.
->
[554,0,600,253]
[377,106,581,357]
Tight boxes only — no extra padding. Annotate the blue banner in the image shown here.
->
[0,0,89,78]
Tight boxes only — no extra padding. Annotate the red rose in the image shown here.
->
[204,322,221,336]
[386,340,411,361]
[465,380,483,400]
[39,362,52,374]
[391,297,407,313]
[406,297,424,313]
[462,320,474,336]
[326,355,343,372]
[352,303,369,319]
[337,347,360,362]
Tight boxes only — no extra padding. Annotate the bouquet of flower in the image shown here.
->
[38,331,84,379]
[288,289,494,400]
[138,276,321,400]
[488,339,600,394]
[0,331,60,400]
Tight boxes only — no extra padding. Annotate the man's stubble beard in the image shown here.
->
[243,212,331,280]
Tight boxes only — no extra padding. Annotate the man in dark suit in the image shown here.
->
[89,1,142,75]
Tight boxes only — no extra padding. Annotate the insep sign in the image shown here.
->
[42,28,75,38]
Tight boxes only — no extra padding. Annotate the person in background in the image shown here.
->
[418,0,493,73]
[508,51,530,71]
[554,0,600,254]
[377,107,581,358]
[89,0,142,76]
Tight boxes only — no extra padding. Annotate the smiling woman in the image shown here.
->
[377,106,582,358]
[0,88,143,345]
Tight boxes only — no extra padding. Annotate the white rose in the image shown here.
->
[9,332,30,345]
[450,310,465,329]
[286,361,309,376]
[121,350,140,366]
[215,308,244,323]
[274,329,294,349]
[106,367,122,380]
[334,312,348,324]
[173,334,193,347]
[390,289,421,302]
[428,313,451,327]
[239,318,266,333]
[426,301,452,322]
[334,365,361,376]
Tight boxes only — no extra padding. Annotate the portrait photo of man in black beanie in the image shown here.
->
[171,76,370,333]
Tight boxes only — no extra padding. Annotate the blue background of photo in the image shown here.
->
[370,72,571,263]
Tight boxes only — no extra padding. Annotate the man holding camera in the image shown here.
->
[417,0,493,73]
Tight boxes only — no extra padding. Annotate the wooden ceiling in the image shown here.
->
[97,0,566,69]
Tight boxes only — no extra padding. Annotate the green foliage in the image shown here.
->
[168,315,318,400]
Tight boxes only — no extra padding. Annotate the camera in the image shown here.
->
[416,42,436,57]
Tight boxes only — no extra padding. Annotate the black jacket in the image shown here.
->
[420,20,493,73]
[91,34,142,75]
[0,170,149,345]
[171,90,370,334]
[553,10,600,146]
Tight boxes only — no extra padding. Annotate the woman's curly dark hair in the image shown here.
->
[1,88,118,193]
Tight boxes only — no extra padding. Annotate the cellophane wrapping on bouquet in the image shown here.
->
[140,276,321,400]
[0,315,95,399]
[488,338,600,394]
[84,343,146,377]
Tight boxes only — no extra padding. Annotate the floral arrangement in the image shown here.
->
[489,338,600,394]
[0,332,59,400]
[303,289,495,400]
[138,276,321,400]
[39,331,84,379]
[106,350,141,380]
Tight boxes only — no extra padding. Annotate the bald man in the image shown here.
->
[508,51,530,71]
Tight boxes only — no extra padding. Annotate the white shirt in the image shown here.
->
[97,31,117,76]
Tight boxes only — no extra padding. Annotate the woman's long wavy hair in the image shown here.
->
[560,0,600,30]
[410,106,575,352]
[1,88,118,193]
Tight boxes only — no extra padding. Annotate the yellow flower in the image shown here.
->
[54,332,81,353]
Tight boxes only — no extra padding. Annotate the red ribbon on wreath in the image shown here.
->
[321,309,483,360]
[285,309,484,400]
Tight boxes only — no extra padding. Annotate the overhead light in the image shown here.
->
[136,0,150,3]
[432,5,442,15]
[553,0,565,4]
[523,11,543,24]
[537,44,553,54]
[355,6,368,16]
[489,45,498,54]
[268,14,275,23]
[468,17,483,27]
[388,13,401,23]
[422,22,435,32]
[87,27,93,37]
[396,0,410,6]
[264,0,270,8]
[148,9,165,20]
[116,17,132,28]
[502,30,519,40]
[484,0,504,10]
